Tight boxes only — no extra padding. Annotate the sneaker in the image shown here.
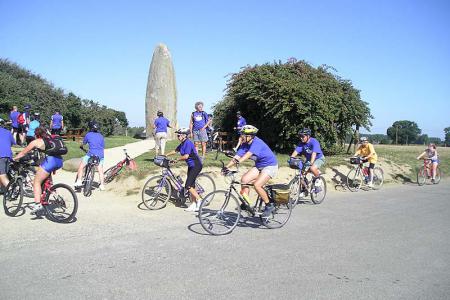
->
[299,192,305,198]
[262,203,275,218]
[74,180,82,188]
[184,202,197,212]
[314,178,322,187]
[99,184,105,191]
[431,178,435,184]
[367,182,374,188]
[195,200,203,212]
[30,203,44,215]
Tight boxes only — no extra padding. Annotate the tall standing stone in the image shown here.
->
[145,43,178,138]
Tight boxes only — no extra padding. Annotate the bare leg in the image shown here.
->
[33,168,49,204]
[201,142,206,157]
[432,162,438,180]
[253,172,272,204]
[240,168,259,201]
[97,164,105,186]
[76,161,86,183]
[0,174,9,189]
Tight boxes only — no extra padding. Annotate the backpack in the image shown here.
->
[191,111,208,124]
[44,136,68,156]
[17,113,25,125]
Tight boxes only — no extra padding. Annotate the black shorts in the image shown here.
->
[51,128,62,135]
[185,162,202,189]
[12,126,23,134]
[362,159,375,169]
[0,158,10,175]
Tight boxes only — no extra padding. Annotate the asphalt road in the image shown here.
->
[1,181,449,299]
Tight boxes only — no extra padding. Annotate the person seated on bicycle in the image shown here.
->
[74,121,105,191]
[166,127,203,212]
[289,128,325,188]
[14,127,64,214]
[353,136,378,187]
[223,125,278,217]
[233,111,247,151]
[0,118,16,192]
[417,143,439,183]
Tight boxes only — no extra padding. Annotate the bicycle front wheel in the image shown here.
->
[142,175,172,210]
[260,198,294,229]
[417,166,427,186]
[288,176,301,208]
[104,165,121,184]
[347,167,362,192]
[198,190,240,235]
[3,178,24,217]
[310,176,327,204]
[195,173,216,199]
[83,165,95,197]
[371,167,384,190]
[45,183,78,223]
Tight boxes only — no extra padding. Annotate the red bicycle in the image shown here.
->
[104,149,137,184]
[417,158,441,186]
[3,160,78,222]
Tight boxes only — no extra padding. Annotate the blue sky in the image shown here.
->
[1,0,449,138]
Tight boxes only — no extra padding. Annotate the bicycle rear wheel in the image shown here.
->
[288,176,301,208]
[142,175,172,210]
[417,166,427,186]
[434,167,442,184]
[310,176,327,204]
[45,183,78,223]
[104,165,121,184]
[83,165,95,197]
[347,167,362,192]
[3,178,24,217]
[198,190,240,235]
[371,167,384,190]
[195,173,216,199]
[260,197,294,229]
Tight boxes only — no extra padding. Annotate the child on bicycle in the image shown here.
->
[14,127,64,214]
[289,128,326,188]
[417,143,439,183]
[74,121,105,191]
[166,127,203,212]
[353,136,378,187]
[223,125,278,217]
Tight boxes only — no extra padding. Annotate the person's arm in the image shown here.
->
[61,117,64,129]
[310,152,317,164]
[290,150,298,158]
[50,117,53,129]
[354,147,361,157]
[14,140,40,160]
[416,151,426,160]
[189,113,194,136]
[166,150,176,156]
[203,116,212,130]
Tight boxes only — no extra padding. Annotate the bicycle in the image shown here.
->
[7,150,39,198]
[198,162,294,235]
[104,149,137,184]
[76,148,100,197]
[417,158,441,186]
[3,160,78,222]
[346,156,384,192]
[288,158,327,207]
[141,155,216,210]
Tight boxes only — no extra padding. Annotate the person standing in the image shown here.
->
[189,101,211,160]
[50,110,64,135]
[233,111,247,151]
[153,110,171,155]
[9,106,22,145]
[0,118,16,191]
[26,113,40,144]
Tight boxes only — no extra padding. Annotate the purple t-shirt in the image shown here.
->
[83,132,105,159]
[154,117,170,133]
[295,137,323,161]
[175,139,201,168]
[191,111,208,131]
[237,116,247,129]
[0,127,16,158]
[9,111,20,128]
[51,114,63,129]
[236,136,278,168]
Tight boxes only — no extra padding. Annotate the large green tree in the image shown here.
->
[386,120,421,144]
[213,60,372,154]
[444,127,450,146]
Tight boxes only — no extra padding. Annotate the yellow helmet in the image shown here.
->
[240,125,258,135]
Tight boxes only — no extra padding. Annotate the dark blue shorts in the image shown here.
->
[40,156,63,173]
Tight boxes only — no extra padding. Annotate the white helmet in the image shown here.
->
[175,127,190,135]
[360,136,368,142]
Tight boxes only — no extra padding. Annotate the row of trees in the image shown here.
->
[0,59,128,136]
[385,120,448,146]
[213,59,372,154]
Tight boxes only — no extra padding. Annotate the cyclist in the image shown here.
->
[153,110,172,155]
[189,101,211,161]
[50,110,64,135]
[223,125,278,218]
[74,121,106,191]
[0,118,16,191]
[26,112,40,144]
[9,105,25,146]
[289,128,326,188]
[14,127,64,214]
[417,143,439,184]
[166,127,203,212]
[353,136,378,187]
[233,111,247,151]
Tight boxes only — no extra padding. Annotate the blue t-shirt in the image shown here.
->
[9,111,20,128]
[237,116,247,129]
[192,111,208,131]
[27,120,40,137]
[51,114,63,129]
[83,132,105,159]
[295,137,324,161]
[0,127,16,158]
[236,136,278,168]
[175,139,201,168]
[154,117,170,133]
